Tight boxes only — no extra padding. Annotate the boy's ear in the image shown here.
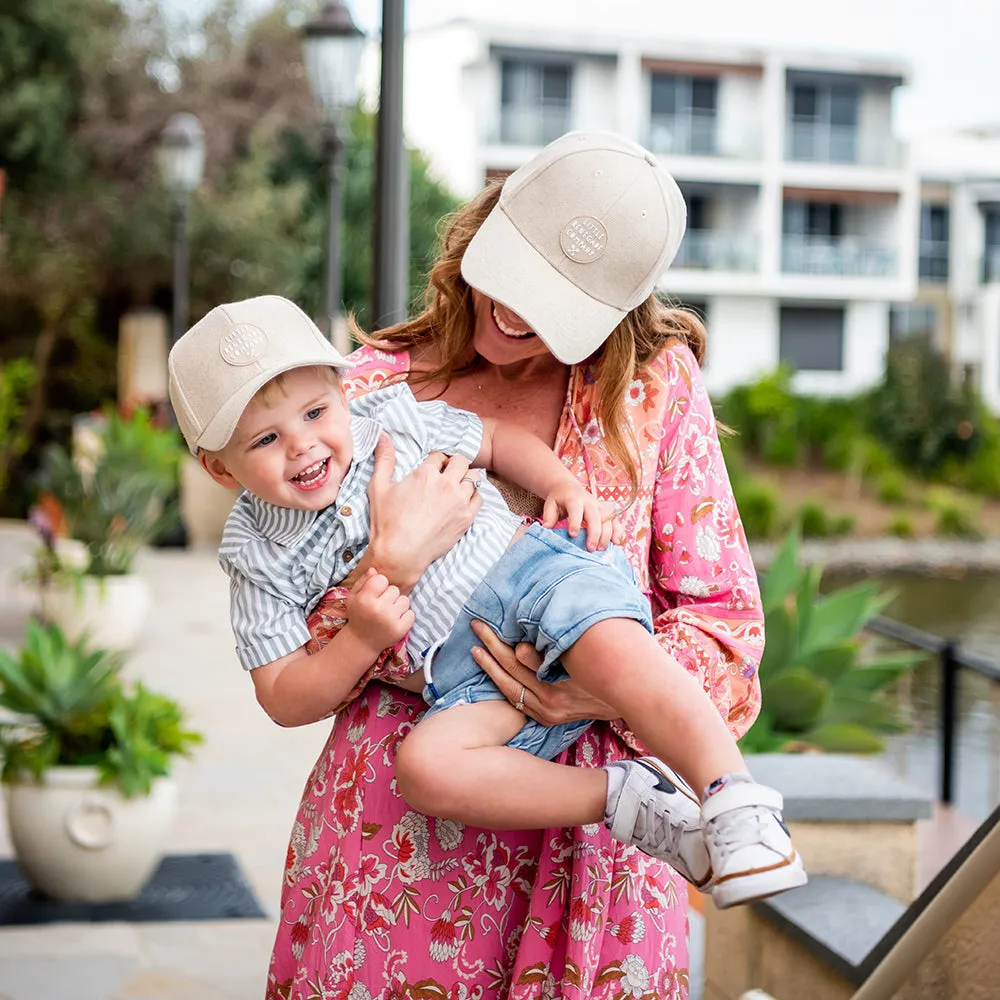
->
[198,450,241,490]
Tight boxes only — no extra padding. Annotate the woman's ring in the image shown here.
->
[462,475,482,492]
[515,684,526,712]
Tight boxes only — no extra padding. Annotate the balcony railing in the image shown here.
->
[647,111,717,157]
[495,106,572,147]
[982,248,1000,284]
[674,230,758,271]
[782,235,896,277]
[785,121,898,167]
[919,240,950,283]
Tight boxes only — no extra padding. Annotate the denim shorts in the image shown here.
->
[422,523,653,760]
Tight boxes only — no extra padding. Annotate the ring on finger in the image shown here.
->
[514,684,526,712]
[461,475,482,492]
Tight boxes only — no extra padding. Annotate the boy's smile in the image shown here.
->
[200,366,353,511]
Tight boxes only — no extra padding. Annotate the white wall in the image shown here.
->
[976,286,1000,412]
[858,84,899,165]
[717,74,764,159]
[572,58,619,131]
[702,297,778,393]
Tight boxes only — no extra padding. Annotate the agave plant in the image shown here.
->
[0,621,201,796]
[740,526,924,754]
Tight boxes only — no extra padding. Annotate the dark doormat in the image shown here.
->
[0,853,267,925]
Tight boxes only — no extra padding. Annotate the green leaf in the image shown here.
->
[761,525,803,614]
[795,642,858,685]
[795,563,823,644]
[767,670,830,732]
[834,653,925,696]
[758,604,796,680]
[800,581,890,655]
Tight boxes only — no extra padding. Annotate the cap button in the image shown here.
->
[644,151,659,166]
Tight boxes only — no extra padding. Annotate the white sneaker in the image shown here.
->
[604,757,713,890]
[701,776,808,909]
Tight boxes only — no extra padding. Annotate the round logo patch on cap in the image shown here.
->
[220,323,267,366]
[559,216,608,263]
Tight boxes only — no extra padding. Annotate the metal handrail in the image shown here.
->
[864,613,1000,804]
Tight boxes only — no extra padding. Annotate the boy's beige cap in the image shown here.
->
[167,295,353,453]
[461,130,686,364]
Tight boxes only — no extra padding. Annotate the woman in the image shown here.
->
[265,131,763,1000]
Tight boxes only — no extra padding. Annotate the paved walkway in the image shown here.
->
[0,520,330,1000]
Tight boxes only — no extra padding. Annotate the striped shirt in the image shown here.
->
[219,382,522,670]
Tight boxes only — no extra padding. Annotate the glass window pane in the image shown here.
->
[830,85,859,126]
[691,77,718,112]
[651,74,678,116]
[779,307,845,371]
[541,66,570,103]
[792,84,818,120]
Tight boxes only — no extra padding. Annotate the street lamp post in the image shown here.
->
[302,1,364,350]
[157,113,206,347]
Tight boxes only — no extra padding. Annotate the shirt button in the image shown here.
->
[343,550,354,562]
[340,505,352,516]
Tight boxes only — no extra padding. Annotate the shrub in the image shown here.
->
[798,501,855,539]
[887,514,915,538]
[875,468,910,505]
[732,475,784,542]
[925,488,982,539]
[716,367,802,466]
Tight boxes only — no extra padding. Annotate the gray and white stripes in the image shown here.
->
[219,382,522,671]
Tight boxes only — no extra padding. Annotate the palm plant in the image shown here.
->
[740,526,924,754]
[0,620,201,797]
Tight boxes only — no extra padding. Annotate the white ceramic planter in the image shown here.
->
[40,573,151,651]
[5,767,178,903]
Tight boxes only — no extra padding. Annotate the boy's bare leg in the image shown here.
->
[561,618,748,797]
[394,700,607,829]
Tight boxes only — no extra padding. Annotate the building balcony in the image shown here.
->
[919,240,950,283]
[491,106,572,147]
[785,121,899,167]
[647,112,759,160]
[782,235,896,277]
[983,248,1000,284]
[674,230,758,271]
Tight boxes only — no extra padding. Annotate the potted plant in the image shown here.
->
[0,620,201,902]
[30,406,183,650]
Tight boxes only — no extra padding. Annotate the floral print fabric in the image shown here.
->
[265,342,763,1000]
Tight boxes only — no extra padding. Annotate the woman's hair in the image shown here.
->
[355,183,707,503]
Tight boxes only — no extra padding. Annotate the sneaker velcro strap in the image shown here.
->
[700,780,783,821]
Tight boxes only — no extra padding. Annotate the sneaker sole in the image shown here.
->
[711,852,808,910]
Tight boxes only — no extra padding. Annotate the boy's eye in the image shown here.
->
[253,433,277,449]
[305,406,324,421]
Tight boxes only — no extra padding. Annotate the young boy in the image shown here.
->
[168,294,806,909]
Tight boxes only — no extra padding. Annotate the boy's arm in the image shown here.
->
[476,417,613,549]
[250,568,415,727]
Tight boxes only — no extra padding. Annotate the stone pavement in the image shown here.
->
[0,519,706,1000]
[0,520,330,1000]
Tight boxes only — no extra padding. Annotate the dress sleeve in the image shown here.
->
[646,347,764,740]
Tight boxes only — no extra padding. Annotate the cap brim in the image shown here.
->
[461,207,625,365]
[196,355,354,453]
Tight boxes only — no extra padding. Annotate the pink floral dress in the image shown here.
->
[265,342,764,1000]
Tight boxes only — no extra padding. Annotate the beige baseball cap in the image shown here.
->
[461,130,687,364]
[167,295,353,453]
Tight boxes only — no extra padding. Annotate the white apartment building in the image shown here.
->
[401,19,920,397]
[903,130,1000,411]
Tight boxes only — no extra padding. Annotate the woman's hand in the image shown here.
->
[360,434,482,591]
[470,620,618,725]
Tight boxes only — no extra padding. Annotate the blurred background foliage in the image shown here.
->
[0,0,458,517]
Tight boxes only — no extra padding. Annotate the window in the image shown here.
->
[649,73,718,155]
[889,304,937,343]
[783,201,843,239]
[687,194,710,232]
[788,80,859,162]
[779,307,845,372]
[499,60,572,145]
[919,204,950,282]
[985,208,1000,283]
